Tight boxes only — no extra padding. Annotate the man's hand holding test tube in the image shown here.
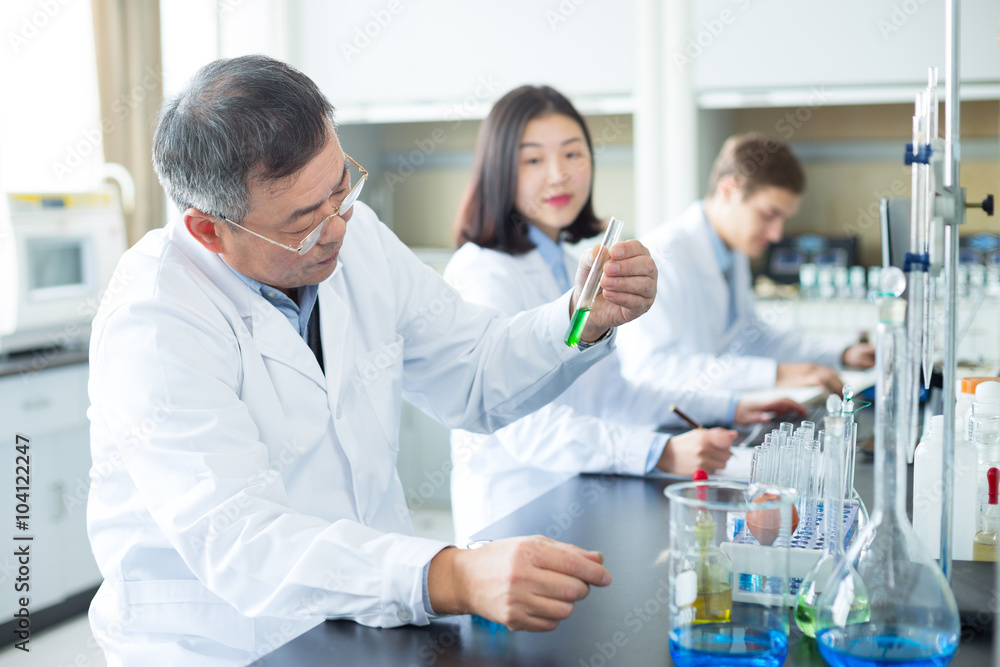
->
[566,216,657,346]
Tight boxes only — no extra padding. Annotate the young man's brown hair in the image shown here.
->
[705,133,805,199]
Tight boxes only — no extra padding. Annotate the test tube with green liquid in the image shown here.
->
[565,216,624,346]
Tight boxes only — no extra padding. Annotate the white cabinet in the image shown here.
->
[690,0,1000,107]
[0,362,101,618]
[290,0,636,121]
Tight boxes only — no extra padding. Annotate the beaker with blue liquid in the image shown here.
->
[665,480,795,667]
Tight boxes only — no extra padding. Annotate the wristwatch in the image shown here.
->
[575,327,613,350]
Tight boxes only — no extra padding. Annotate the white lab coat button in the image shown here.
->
[335,404,342,420]
[398,609,412,622]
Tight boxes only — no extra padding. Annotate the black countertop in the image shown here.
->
[252,458,996,666]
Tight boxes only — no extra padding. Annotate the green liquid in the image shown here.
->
[565,308,591,347]
[794,595,870,638]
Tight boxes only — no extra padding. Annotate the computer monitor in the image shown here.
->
[879,197,911,270]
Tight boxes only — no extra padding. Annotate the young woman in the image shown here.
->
[444,85,802,543]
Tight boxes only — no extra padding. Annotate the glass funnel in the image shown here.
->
[814,294,960,666]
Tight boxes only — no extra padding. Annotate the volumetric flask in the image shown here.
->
[814,296,959,666]
[665,480,794,667]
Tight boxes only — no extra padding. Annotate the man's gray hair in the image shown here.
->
[153,55,337,223]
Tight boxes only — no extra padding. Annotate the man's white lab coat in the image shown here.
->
[617,202,844,393]
[86,204,613,666]
[444,241,734,544]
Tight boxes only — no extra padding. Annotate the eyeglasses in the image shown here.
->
[223,154,368,256]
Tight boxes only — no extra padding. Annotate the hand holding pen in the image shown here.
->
[660,405,736,475]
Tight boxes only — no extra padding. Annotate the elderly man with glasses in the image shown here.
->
[85,55,657,666]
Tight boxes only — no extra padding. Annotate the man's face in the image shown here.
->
[714,182,801,259]
[218,129,354,291]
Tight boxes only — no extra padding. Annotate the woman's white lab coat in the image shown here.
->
[86,204,612,666]
[617,202,844,392]
[444,241,735,544]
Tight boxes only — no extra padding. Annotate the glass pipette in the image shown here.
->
[565,216,624,346]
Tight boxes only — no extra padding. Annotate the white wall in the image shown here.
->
[0,2,104,193]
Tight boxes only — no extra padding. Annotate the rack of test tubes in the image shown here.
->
[723,393,867,602]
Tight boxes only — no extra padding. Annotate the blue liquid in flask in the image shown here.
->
[669,624,787,667]
[816,625,957,667]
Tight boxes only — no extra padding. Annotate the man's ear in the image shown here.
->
[715,175,740,203]
[184,208,226,254]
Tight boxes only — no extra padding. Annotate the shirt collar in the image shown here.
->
[701,201,734,275]
[220,258,319,339]
[527,224,571,292]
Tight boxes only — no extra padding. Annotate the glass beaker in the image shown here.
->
[666,480,794,667]
[814,295,960,666]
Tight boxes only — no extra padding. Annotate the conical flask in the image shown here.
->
[794,425,869,637]
[814,292,960,665]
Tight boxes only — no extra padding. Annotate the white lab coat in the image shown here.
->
[444,241,735,544]
[617,202,845,392]
[86,203,614,666]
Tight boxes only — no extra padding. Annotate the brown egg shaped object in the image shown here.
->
[746,493,799,546]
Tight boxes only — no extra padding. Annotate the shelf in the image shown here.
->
[697,83,1000,110]
[336,95,635,126]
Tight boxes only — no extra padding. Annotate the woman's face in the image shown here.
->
[513,113,593,241]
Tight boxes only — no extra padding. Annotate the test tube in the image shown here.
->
[844,421,858,501]
[565,216,624,346]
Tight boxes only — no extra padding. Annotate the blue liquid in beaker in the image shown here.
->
[816,625,958,667]
[669,624,787,667]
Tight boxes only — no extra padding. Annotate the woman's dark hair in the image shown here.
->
[454,85,602,253]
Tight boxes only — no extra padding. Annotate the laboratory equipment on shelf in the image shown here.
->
[564,216,623,347]
[814,291,960,666]
[666,480,793,667]
[913,415,978,561]
[0,190,127,355]
[973,468,999,562]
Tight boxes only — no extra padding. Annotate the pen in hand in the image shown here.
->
[670,404,703,430]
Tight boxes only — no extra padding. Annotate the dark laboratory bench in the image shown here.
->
[251,460,996,666]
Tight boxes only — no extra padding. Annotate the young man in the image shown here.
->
[618,134,874,395]
[86,56,658,665]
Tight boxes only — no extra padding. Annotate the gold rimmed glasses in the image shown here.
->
[223,154,368,256]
